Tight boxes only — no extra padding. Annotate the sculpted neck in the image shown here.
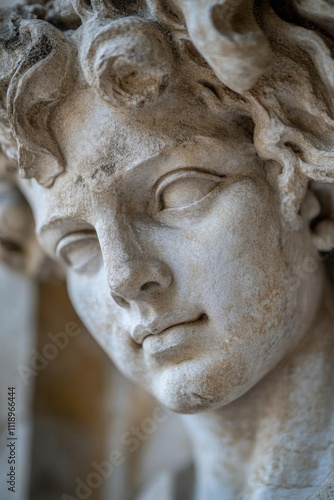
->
[182,283,334,500]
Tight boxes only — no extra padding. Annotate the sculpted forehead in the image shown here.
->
[23,87,261,233]
[52,89,168,184]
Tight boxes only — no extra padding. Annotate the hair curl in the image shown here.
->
[0,0,333,231]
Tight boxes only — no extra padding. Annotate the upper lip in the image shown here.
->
[131,312,207,345]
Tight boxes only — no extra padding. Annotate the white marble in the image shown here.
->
[0,1,334,498]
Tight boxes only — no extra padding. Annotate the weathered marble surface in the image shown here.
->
[0,1,334,499]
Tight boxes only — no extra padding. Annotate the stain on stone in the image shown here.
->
[11,31,53,77]
[91,168,99,179]
[100,164,115,176]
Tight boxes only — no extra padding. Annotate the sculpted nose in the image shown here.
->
[107,257,173,308]
[99,218,173,307]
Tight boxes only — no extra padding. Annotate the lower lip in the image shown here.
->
[142,317,207,357]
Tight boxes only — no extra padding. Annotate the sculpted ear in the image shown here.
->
[306,183,334,253]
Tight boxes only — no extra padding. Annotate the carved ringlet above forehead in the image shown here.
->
[0,0,334,227]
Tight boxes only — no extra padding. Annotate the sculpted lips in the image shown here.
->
[132,313,208,345]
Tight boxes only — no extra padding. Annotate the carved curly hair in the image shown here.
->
[0,0,333,232]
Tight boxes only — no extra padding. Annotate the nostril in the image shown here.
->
[140,281,159,292]
[112,293,130,309]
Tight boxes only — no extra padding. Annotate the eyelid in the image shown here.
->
[153,169,225,211]
[56,231,98,265]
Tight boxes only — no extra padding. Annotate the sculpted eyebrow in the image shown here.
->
[38,219,67,234]
[38,218,93,236]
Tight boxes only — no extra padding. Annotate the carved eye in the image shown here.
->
[56,232,101,274]
[155,170,224,211]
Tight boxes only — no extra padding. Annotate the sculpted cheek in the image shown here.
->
[68,272,149,381]
[67,272,117,343]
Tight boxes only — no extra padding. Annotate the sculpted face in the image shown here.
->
[28,89,324,413]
